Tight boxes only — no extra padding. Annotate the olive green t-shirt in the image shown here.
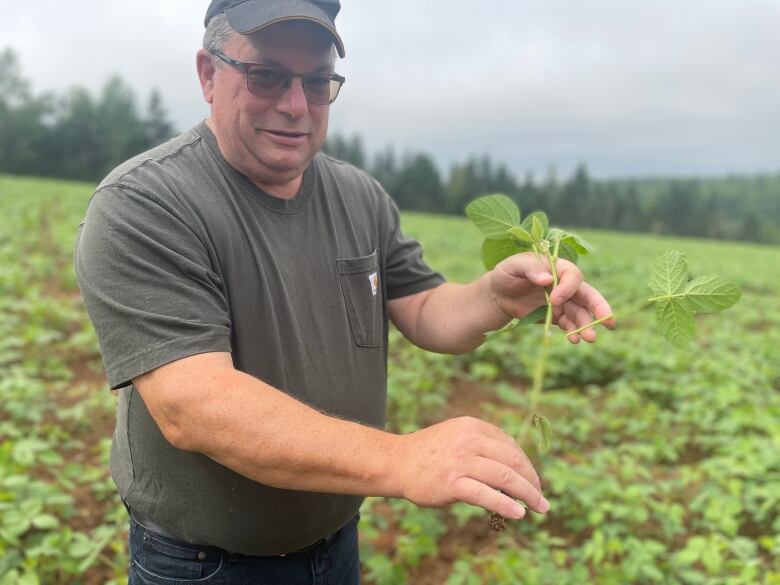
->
[73,122,445,555]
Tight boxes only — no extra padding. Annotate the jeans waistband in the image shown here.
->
[128,508,355,559]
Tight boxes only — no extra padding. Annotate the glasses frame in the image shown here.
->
[211,51,345,105]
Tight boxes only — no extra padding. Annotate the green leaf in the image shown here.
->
[68,535,94,558]
[547,228,590,262]
[683,275,741,313]
[31,514,59,530]
[532,414,553,451]
[655,299,695,348]
[465,195,520,239]
[516,305,548,327]
[481,238,520,271]
[521,211,549,238]
[531,216,544,242]
[561,233,593,256]
[701,544,723,574]
[649,250,688,296]
[557,242,580,264]
[17,573,40,585]
[508,226,534,244]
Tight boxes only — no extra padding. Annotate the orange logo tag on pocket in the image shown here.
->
[369,272,379,296]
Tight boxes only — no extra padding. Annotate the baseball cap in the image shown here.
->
[205,0,345,58]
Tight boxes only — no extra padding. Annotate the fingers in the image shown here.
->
[477,436,541,491]
[548,259,582,305]
[564,300,598,343]
[451,477,527,519]
[497,253,554,289]
[469,423,540,488]
[400,417,551,521]
[454,418,543,496]
[458,457,550,514]
[557,313,581,344]
[572,282,616,329]
[557,280,617,343]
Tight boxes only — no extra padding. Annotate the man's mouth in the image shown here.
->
[264,129,308,138]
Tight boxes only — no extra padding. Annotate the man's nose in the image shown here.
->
[276,77,309,118]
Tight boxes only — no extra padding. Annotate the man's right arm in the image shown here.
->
[134,351,549,519]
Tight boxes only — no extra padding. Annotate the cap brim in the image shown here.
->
[225,0,345,58]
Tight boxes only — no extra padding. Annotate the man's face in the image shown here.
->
[202,21,335,192]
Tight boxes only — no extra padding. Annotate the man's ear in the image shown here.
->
[196,49,217,104]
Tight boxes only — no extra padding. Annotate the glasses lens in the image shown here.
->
[303,75,340,105]
[246,67,289,98]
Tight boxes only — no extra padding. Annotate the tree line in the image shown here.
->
[324,135,780,244]
[0,48,175,182]
[2,47,778,244]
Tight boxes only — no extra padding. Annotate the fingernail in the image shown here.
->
[540,497,551,513]
[512,502,526,519]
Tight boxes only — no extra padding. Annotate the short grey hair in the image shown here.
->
[203,12,337,65]
[203,13,235,53]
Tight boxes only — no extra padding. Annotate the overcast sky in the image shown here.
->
[3,0,779,179]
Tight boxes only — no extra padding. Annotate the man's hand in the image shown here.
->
[389,251,614,354]
[490,252,616,344]
[392,417,549,519]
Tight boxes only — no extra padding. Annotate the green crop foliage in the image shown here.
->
[2,176,779,584]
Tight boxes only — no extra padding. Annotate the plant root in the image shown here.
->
[488,513,506,531]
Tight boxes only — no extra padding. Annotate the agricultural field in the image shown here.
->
[1,173,779,584]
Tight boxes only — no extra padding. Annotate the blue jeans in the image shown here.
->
[128,515,361,585]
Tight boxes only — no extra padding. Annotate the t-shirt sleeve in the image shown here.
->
[377,188,446,300]
[74,185,232,389]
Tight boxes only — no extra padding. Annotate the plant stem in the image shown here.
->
[561,298,652,338]
[565,314,615,337]
[518,239,560,448]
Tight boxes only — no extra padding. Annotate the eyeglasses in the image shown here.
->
[211,51,345,105]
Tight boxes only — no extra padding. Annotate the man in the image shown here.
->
[74,0,615,583]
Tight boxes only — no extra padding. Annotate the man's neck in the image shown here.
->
[251,174,304,199]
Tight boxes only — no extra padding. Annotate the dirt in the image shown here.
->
[47,346,121,584]
[361,500,505,585]
[361,379,530,583]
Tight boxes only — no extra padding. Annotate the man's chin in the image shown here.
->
[262,149,317,174]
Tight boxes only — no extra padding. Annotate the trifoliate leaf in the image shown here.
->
[683,275,742,313]
[557,242,580,264]
[547,228,590,262]
[655,298,695,348]
[649,250,688,296]
[465,195,520,239]
[521,211,549,238]
[508,226,534,244]
[561,233,593,256]
[531,216,545,242]
[532,414,553,452]
[548,227,566,240]
[482,238,521,270]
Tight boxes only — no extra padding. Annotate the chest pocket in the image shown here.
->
[337,249,382,348]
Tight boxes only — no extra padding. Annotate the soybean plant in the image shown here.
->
[465,194,741,530]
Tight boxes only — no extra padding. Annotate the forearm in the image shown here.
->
[138,360,404,498]
[401,277,511,354]
[134,353,550,520]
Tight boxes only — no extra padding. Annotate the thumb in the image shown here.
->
[529,271,553,286]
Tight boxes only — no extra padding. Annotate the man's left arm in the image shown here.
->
[388,252,616,354]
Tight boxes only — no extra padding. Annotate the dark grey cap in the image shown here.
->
[205,0,345,58]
